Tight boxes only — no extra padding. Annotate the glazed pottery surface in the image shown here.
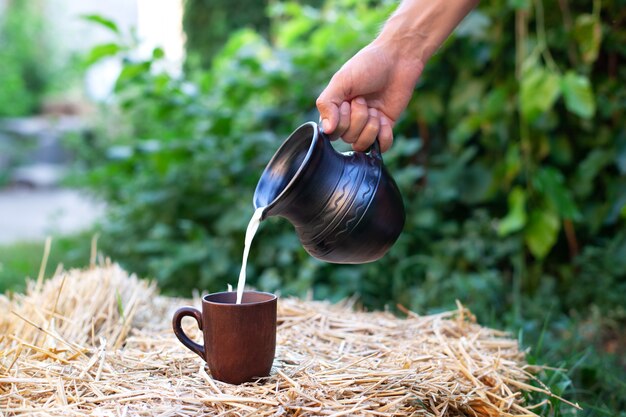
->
[254,122,405,263]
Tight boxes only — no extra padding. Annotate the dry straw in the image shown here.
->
[0,261,578,416]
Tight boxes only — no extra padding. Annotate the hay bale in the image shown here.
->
[0,263,578,416]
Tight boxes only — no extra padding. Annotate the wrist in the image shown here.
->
[374,4,441,66]
[374,0,479,66]
[365,34,424,95]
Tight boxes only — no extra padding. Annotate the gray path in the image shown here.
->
[0,188,105,244]
[0,115,105,245]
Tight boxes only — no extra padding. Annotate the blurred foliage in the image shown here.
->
[72,0,626,413]
[0,1,52,116]
[75,0,626,313]
[183,0,270,68]
[183,0,324,68]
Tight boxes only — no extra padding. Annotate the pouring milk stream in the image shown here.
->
[235,207,265,304]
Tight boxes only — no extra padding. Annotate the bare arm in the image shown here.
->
[316,0,479,152]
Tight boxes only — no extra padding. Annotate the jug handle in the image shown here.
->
[367,140,382,161]
[319,122,382,161]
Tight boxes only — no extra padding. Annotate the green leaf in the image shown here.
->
[507,0,531,10]
[394,166,426,189]
[606,178,626,225]
[533,167,581,220]
[84,43,123,66]
[503,145,521,184]
[498,187,527,236]
[573,14,602,65]
[413,93,444,124]
[115,62,151,90]
[550,135,573,165]
[520,66,561,122]
[459,163,494,204]
[450,78,484,117]
[455,11,491,39]
[152,47,165,59]
[81,14,120,34]
[574,149,614,198]
[481,87,508,120]
[561,71,596,119]
[450,114,482,147]
[275,14,317,47]
[524,210,560,259]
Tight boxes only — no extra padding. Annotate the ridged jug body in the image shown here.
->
[254,122,405,264]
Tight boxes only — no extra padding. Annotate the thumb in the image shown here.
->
[316,79,346,134]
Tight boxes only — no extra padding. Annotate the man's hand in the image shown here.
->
[316,41,423,153]
[316,0,479,153]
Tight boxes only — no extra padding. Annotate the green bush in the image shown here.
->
[183,0,325,68]
[0,2,53,116]
[78,0,625,311]
[73,1,626,413]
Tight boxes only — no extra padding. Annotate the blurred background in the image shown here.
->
[0,0,624,414]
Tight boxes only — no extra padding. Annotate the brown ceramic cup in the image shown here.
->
[172,291,277,385]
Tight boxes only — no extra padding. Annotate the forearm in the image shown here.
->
[375,0,479,66]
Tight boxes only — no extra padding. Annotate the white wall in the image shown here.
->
[137,0,185,74]
[43,0,184,101]
[45,0,138,55]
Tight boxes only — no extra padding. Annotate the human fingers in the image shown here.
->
[352,108,380,152]
[316,98,339,134]
[378,115,394,153]
[341,97,369,144]
[329,101,351,141]
[316,73,348,134]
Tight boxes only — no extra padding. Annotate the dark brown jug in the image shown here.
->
[254,122,405,264]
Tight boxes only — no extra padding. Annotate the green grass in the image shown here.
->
[513,310,626,416]
[0,233,92,293]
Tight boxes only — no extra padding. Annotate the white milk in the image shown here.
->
[236,207,265,304]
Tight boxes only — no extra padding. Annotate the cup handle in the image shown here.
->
[172,307,205,360]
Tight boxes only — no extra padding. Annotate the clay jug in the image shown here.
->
[254,122,405,263]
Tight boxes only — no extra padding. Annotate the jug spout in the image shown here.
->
[252,122,316,217]
[253,122,343,224]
